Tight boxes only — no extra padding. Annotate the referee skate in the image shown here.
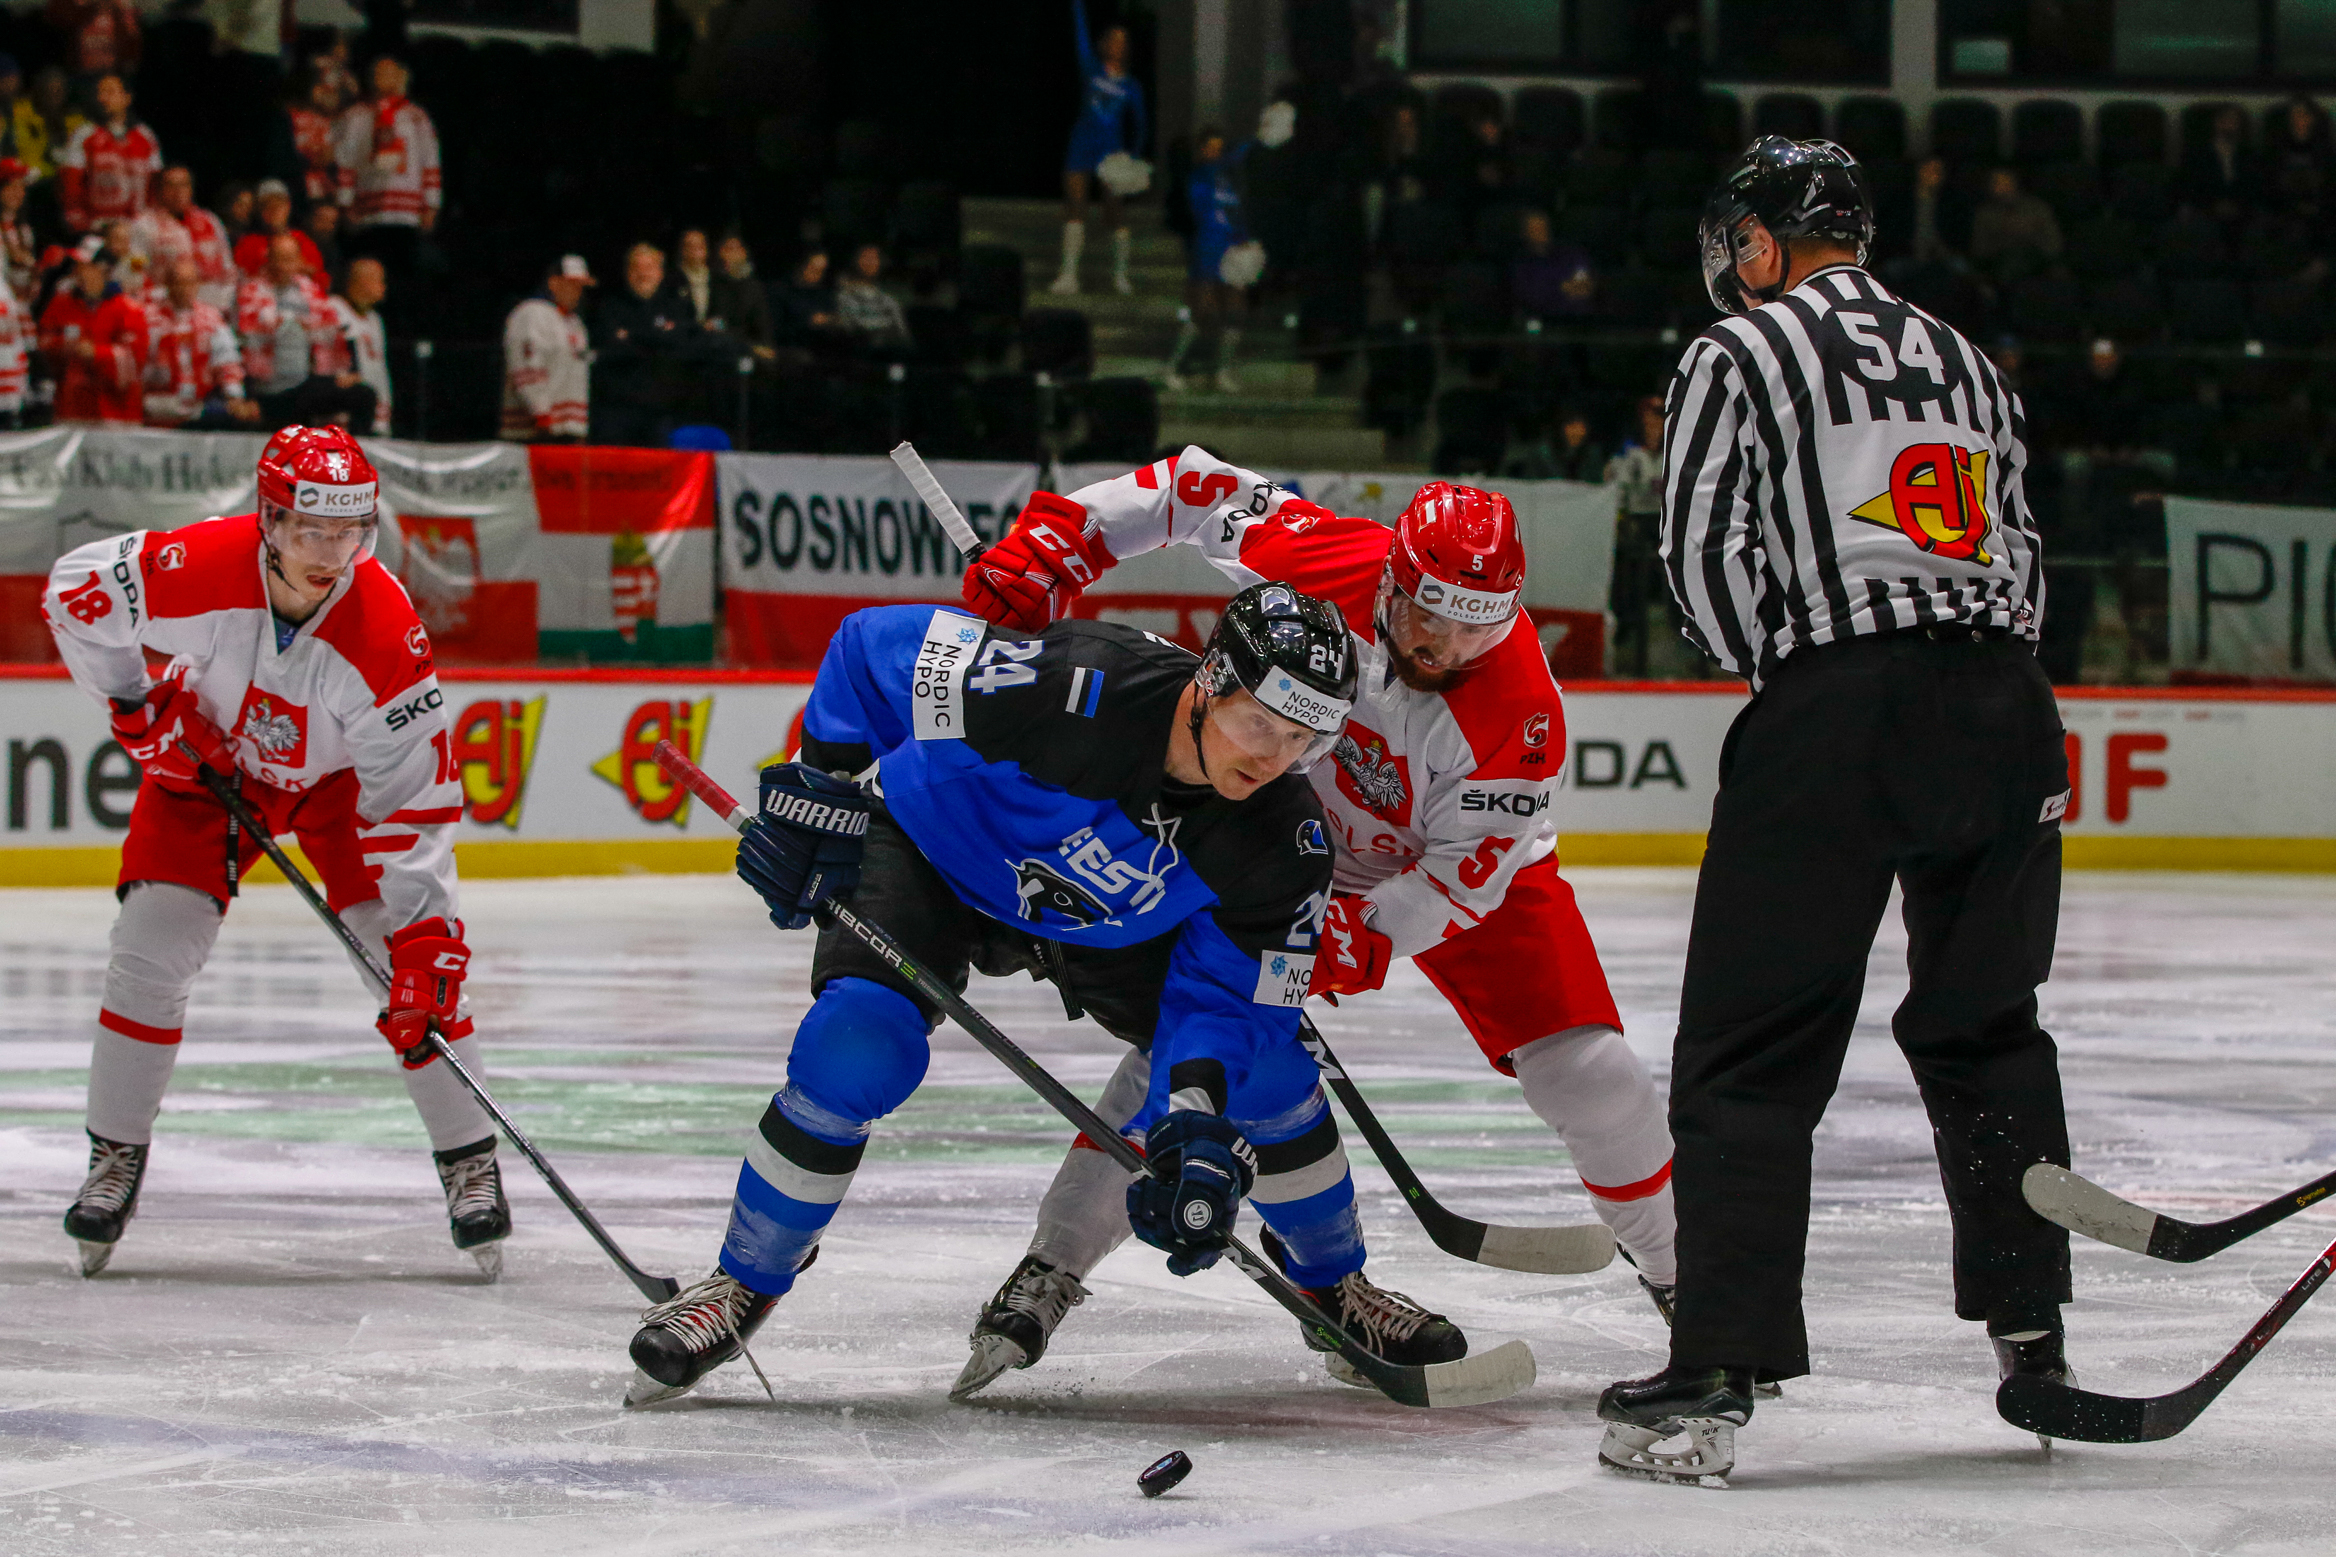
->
[2,9,2334,1550]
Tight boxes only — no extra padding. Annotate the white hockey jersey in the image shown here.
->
[43,513,461,932]
[1067,448,1564,957]
[501,295,589,440]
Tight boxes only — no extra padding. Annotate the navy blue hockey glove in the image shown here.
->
[736,763,872,930]
[1128,1110,1258,1276]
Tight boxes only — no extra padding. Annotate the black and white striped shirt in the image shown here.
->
[1659,264,2044,688]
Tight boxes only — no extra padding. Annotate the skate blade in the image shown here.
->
[1598,1419,1734,1488]
[949,1333,1030,1402]
[623,1368,692,1408]
[1323,1353,1377,1391]
[469,1243,504,1283]
[75,1239,115,1277]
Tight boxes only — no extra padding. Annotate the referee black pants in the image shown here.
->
[1668,633,2073,1381]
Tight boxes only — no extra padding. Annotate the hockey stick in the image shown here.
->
[2024,1161,2336,1263]
[179,750,682,1303]
[889,441,985,564]
[1299,1017,1614,1274]
[1996,1228,2336,1443]
[653,740,1537,1409]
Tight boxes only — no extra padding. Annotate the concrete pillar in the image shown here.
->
[1892,0,1939,156]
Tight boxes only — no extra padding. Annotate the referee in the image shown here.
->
[1596,137,2075,1485]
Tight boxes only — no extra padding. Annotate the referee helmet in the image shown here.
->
[1697,135,1875,316]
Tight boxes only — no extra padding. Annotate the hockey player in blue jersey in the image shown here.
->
[624,583,1476,1405]
[1050,0,1148,296]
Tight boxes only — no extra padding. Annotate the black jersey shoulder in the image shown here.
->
[1157,771,1334,960]
[961,618,1195,801]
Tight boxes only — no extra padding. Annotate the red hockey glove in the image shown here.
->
[110,669,233,791]
[378,916,469,1070]
[1313,894,1393,999]
[960,491,1116,631]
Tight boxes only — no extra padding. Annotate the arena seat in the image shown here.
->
[1752,94,1824,142]
[1363,322,1438,437]
[2095,101,2168,168]
[1592,87,1645,149]
[2251,277,2326,346]
[2012,100,2083,165]
[2166,279,2248,343]
[1067,377,1160,464]
[1018,308,1094,380]
[1834,96,1907,161]
[1511,87,1585,159]
[2087,276,2164,342]
[1929,99,2002,166]
[1432,385,1510,475]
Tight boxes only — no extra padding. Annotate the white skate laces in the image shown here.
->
[640,1272,776,1399]
[438,1151,501,1221]
[1324,1271,1433,1348]
[75,1139,143,1214]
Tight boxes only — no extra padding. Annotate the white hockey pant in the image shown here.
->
[86,881,492,1151]
[1511,1024,1677,1284]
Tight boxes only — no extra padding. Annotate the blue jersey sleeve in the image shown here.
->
[1147,910,1305,1108]
[798,605,925,773]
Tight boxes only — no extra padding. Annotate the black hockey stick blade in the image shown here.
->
[651,743,1536,1409]
[1301,1019,1614,1275]
[1996,1234,2336,1443]
[2024,1162,2336,1264]
[188,754,682,1304]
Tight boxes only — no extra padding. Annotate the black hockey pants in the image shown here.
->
[1667,632,2074,1380]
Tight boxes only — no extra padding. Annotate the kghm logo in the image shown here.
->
[1848,443,1994,564]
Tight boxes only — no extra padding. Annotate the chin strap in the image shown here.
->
[1187,684,1212,782]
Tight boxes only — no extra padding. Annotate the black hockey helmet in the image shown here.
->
[1194,580,1357,774]
[1697,135,1876,316]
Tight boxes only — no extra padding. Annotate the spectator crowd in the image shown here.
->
[0,35,422,434]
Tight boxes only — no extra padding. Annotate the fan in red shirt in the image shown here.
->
[40,233,145,423]
[56,73,161,234]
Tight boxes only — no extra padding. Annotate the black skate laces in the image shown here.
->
[75,1139,144,1214]
[437,1152,502,1220]
[1329,1272,1436,1345]
[994,1260,1089,1330]
[640,1272,777,1400]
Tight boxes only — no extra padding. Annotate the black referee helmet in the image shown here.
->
[1696,135,1876,316]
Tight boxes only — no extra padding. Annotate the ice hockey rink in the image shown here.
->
[2,868,2332,1556]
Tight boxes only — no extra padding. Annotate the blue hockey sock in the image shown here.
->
[1242,1093,1365,1289]
[717,978,933,1294]
[719,1084,865,1294]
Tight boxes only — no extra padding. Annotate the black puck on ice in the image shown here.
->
[1137,1449,1192,1498]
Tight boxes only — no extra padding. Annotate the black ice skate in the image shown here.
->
[1596,1364,1754,1487]
[625,1268,784,1406]
[433,1137,511,1281]
[1639,1274,1677,1326]
[951,1254,1091,1401]
[63,1131,148,1277]
[1260,1228,1469,1385]
[1994,1329,2076,1451]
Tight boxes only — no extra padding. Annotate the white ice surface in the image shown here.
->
[3,869,2335,1555]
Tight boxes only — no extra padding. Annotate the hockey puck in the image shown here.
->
[1137,1449,1192,1498]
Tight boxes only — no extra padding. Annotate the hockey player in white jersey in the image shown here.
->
[948,453,1678,1396]
[41,425,507,1278]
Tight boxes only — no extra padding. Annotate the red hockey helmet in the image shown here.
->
[1381,481,1526,668]
[257,425,381,567]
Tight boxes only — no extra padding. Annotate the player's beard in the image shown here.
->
[1387,640,1470,693]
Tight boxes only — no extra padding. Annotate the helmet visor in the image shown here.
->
[1388,585,1516,669]
[1206,686,1343,775]
[1699,208,1752,317]
[263,497,379,571]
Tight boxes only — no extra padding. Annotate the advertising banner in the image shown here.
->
[0,667,810,884]
[716,452,1037,665]
[3,672,2326,880]
[2166,496,2336,685]
[721,455,1620,675]
[0,430,716,667]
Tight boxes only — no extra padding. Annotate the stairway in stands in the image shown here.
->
[963,197,1391,469]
